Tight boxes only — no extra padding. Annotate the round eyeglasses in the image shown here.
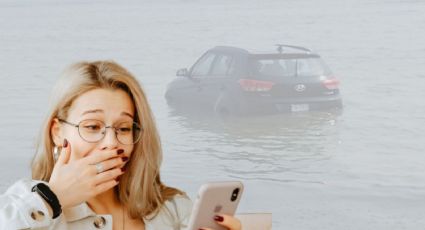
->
[58,119,142,145]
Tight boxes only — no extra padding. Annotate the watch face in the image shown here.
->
[36,183,47,190]
[33,183,48,196]
[32,183,50,202]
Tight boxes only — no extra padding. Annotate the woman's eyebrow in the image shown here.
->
[121,112,133,119]
[81,109,103,116]
[81,109,133,119]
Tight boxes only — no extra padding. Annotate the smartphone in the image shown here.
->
[187,181,244,230]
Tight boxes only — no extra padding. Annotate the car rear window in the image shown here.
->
[249,57,331,77]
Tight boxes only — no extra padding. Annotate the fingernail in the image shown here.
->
[117,149,124,155]
[214,215,224,222]
[115,176,120,182]
[122,157,129,162]
[121,167,126,172]
[63,139,68,148]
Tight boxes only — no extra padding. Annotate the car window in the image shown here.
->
[250,58,330,77]
[250,59,296,77]
[297,58,330,76]
[210,54,235,76]
[191,52,216,77]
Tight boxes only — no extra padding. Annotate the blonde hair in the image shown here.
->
[31,60,183,219]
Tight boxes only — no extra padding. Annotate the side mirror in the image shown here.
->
[176,68,189,77]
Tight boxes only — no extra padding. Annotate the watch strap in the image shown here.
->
[31,183,62,219]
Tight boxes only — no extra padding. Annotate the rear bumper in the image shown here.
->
[236,95,343,114]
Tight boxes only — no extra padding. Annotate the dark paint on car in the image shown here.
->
[165,45,342,116]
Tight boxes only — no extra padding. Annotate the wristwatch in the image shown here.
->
[31,183,62,219]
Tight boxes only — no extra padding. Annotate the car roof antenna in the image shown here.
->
[275,44,284,53]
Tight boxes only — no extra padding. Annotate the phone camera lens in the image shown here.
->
[230,188,240,201]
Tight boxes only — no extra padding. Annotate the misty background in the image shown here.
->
[0,0,424,229]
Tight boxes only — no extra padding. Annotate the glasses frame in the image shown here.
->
[58,118,142,145]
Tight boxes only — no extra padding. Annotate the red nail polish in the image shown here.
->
[115,176,120,182]
[122,157,129,162]
[63,139,68,148]
[121,167,126,172]
[214,215,224,222]
[117,149,124,154]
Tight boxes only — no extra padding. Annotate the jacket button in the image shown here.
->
[30,210,45,221]
[93,216,107,228]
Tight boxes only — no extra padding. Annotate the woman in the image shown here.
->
[0,61,241,230]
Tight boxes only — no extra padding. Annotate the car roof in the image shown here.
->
[211,45,320,58]
[211,46,250,54]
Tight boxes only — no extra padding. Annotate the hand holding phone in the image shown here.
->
[187,181,244,230]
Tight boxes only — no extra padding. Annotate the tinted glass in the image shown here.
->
[297,58,331,76]
[250,58,331,77]
[210,54,235,76]
[191,52,216,77]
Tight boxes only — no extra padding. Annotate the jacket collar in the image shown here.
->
[63,202,97,222]
[63,202,155,224]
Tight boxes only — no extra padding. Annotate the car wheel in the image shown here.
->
[214,94,235,118]
[215,106,231,117]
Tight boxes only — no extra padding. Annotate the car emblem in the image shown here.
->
[294,84,306,92]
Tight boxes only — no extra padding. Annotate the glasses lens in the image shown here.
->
[116,121,142,145]
[78,120,105,142]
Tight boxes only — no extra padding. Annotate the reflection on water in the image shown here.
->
[167,108,342,184]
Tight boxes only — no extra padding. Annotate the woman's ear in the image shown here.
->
[51,118,63,146]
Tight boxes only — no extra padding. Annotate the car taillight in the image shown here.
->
[238,79,275,92]
[322,78,340,90]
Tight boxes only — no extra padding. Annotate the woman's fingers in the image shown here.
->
[199,214,242,230]
[48,147,125,209]
[57,139,71,165]
[95,156,126,173]
[93,167,124,185]
[83,153,126,178]
[82,149,123,165]
[213,214,242,230]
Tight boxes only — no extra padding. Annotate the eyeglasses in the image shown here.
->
[58,119,142,145]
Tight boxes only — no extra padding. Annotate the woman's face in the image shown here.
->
[55,88,136,165]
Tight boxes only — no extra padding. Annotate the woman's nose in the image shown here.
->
[100,127,119,148]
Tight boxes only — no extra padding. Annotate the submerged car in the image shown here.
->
[165,44,342,116]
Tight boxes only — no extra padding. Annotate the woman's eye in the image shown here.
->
[84,125,101,131]
[118,127,132,133]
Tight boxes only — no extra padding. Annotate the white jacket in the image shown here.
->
[0,179,193,230]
